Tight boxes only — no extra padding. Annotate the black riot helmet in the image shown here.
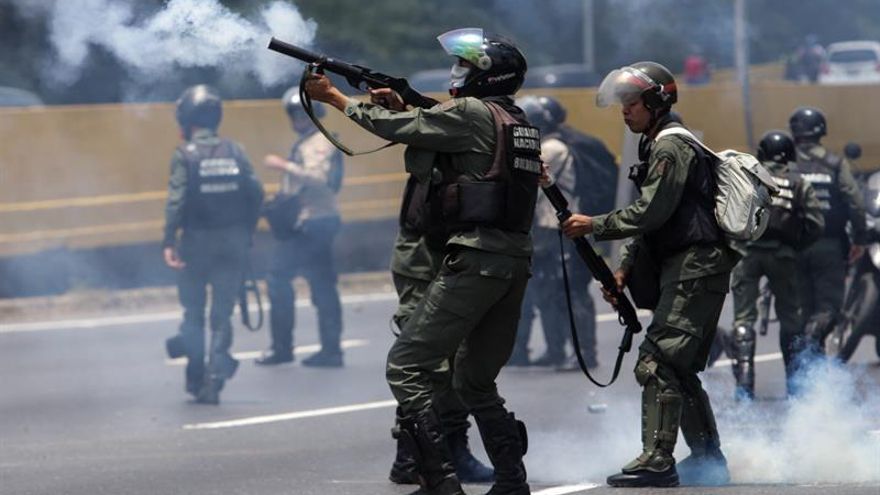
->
[283,85,324,119]
[516,95,566,134]
[175,85,222,137]
[789,106,827,142]
[438,28,527,98]
[596,61,678,113]
[757,130,796,164]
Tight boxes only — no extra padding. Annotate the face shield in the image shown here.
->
[595,67,656,108]
[438,28,492,70]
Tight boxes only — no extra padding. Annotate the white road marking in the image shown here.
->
[712,352,784,368]
[182,399,397,430]
[0,292,399,334]
[1,292,649,334]
[533,484,600,495]
[164,339,370,365]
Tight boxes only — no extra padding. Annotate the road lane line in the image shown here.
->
[712,352,784,368]
[2,293,648,334]
[534,484,600,495]
[164,339,370,365]
[0,292,399,334]
[182,399,397,430]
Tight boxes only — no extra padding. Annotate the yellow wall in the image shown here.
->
[2,81,879,257]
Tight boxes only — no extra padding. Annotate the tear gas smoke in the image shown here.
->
[20,0,316,88]
[524,359,879,485]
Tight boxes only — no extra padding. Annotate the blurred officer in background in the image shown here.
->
[306,27,536,495]
[728,131,824,399]
[257,87,345,367]
[511,95,616,370]
[163,85,264,404]
[789,107,867,360]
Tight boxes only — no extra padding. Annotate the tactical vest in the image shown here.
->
[181,139,251,229]
[635,125,722,259]
[795,145,847,238]
[398,101,541,238]
[761,170,806,246]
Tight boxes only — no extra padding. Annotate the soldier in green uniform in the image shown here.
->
[306,28,536,495]
[387,229,494,485]
[728,131,824,399]
[789,107,867,359]
[563,62,735,487]
[162,85,264,404]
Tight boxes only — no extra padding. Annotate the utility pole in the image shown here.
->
[582,0,595,71]
[734,0,755,149]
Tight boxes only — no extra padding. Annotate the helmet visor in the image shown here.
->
[437,28,492,70]
[595,67,656,108]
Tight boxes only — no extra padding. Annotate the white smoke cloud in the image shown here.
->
[524,360,879,486]
[30,0,316,87]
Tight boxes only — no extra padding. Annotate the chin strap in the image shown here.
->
[299,63,398,157]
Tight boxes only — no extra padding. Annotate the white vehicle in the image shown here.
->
[819,40,880,85]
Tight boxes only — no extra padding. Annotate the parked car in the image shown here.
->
[819,41,880,85]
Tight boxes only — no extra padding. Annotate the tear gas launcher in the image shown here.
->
[543,183,642,387]
[267,37,438,110]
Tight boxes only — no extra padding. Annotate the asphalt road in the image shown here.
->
[1,287,879,495]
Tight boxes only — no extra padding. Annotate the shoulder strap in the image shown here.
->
[654,127,721,161]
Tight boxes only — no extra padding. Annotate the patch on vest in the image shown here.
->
[199,158,240,177]
[512,156,542,174]
[200,182,240,194]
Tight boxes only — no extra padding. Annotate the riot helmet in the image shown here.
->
[516,95,566,134]
[175,85,222,137]
[596,61,677,112]
[438,28,527,98]
[757,130,796,164]
[283,85,324,119]
[789,107,826,142]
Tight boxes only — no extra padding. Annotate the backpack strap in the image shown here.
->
[654,127,722,161]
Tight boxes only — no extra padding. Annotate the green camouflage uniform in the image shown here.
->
[344,96,531,421]
[730,160,824,395]
[592,131,738,472]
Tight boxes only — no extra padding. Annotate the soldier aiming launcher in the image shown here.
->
[543,183,642,387]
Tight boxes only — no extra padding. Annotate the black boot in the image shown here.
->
[606,451,679,488]
[447,427,494,483]
[475,412,529,495]
[195,376,222,405]
[399,409,465,495]
[389,409,420,485]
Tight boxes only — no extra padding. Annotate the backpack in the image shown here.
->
[655,128,779,241]
[550,126,618,215]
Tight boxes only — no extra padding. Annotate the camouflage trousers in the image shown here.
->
[387,246,530,421]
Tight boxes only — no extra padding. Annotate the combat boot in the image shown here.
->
[475,412,529,495]
[254,349,294,366]
[399,409,465,495]
[606,450,678,488]
[195,377,223,405]
[447,427,495,483]
[676,445,729,486]
[389,412,420,484]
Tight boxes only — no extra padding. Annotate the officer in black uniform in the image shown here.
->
[163,85,264,404]
[789,107,867,360]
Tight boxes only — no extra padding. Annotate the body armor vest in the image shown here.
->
[795,145,847,238]
[634,124,722,260]
[398,100,541,239]
[181,139,251,229]
[761,170,806,246]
